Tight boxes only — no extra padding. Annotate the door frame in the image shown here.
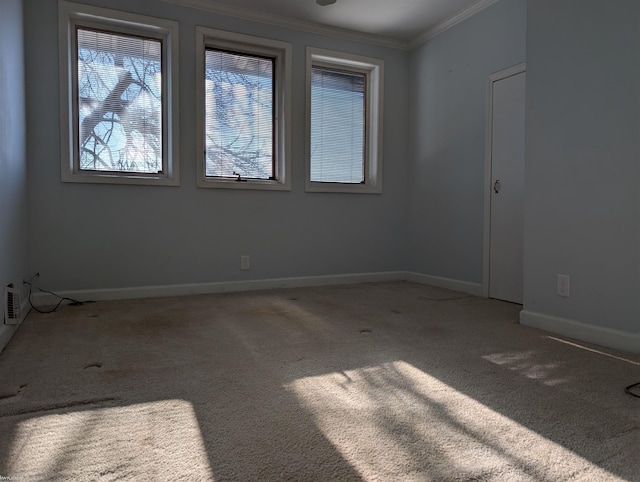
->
[482,62,526,298]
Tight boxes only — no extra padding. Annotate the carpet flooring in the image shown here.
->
[0,281,639,481]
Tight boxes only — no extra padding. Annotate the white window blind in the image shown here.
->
[77,28,163,173]
[204,49,274,180]
[310,66,366,184]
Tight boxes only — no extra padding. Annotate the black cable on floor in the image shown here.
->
[625,382,640,398]
[24,280,86,314]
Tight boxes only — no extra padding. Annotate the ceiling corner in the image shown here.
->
[408,0,502,50]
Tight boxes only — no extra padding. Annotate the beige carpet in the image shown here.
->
[0,281,639,481]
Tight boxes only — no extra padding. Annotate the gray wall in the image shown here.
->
[24,0,410,291]
[408,0,526,283]
[0,0,30,327]
[524,0,640,333]
[15,0,640,346]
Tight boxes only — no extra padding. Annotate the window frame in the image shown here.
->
[59,1,180,186]
[196,27,292,191]
[305,47,384,194]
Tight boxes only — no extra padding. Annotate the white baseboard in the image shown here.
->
[31,271,408,306]
[0,298,30,354]
[31,271,484,306]
[520,310,640,354]
[30,271,485,308]
[405,272,484,297]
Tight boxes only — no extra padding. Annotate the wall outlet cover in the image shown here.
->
[557,274,570,297]
[240,255,250,270]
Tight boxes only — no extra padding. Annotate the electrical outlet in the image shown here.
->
[557,274,570,297]
[240,255,250,270]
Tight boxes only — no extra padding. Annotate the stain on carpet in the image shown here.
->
[0,384,27,401]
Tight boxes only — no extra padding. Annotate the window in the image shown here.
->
[306,48,384,194]
[311,67,365,184]
[59,2,179,186]
[196,28,291,190]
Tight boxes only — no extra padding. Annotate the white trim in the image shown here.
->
[195,27,292,190]
[30,271,486,305]
[483,63,526,298]
[409,0,502,49]
[58,1,180,186]
[31,272,407,305]
[405,272,484,297]
[520,311,640,354]
[158,0,407,50]
[0,298,30,355]
[305,47,384,194]
[159,0,503,51]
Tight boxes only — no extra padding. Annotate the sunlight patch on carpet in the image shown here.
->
[5,399,214,481]
[482,351,567,386]
[288,361,621,481]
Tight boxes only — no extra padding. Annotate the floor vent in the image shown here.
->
[4,286,20,325]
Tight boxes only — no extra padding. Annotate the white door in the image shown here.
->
[488,70,525,304]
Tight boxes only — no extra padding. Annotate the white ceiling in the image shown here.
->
[167,0,499,48]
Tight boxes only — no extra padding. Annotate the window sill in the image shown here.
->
[197,178,291,191]
[305,181,382,194]
[61,171,179,187]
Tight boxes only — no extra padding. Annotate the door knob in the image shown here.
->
[493,180,501,194]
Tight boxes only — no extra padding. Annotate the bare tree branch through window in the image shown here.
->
[204,49,274,180]
[77,28,163,173]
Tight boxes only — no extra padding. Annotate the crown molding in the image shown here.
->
[158,0,409,50]
[409,0,501,49]
[158,0,501,51]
